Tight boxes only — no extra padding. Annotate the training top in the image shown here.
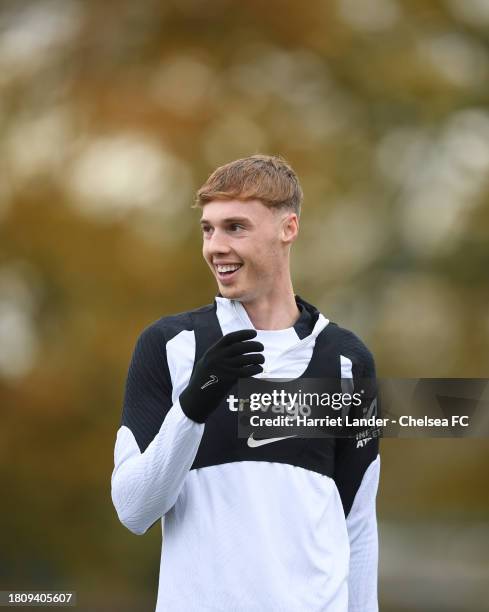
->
[111,295,381,612]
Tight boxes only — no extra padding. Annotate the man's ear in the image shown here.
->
[281,213,299,245]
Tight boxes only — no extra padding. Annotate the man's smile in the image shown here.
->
[214,262,243,283]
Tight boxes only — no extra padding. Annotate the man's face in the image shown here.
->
[201,199,296,302]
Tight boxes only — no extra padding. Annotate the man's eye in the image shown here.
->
[230,224,244,232]
[202,226,212,234]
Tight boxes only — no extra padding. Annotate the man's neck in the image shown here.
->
[239,288,300,331]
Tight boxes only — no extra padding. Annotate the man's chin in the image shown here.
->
[217,283,246,300]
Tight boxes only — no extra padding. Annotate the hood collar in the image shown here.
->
[214,293,328,340]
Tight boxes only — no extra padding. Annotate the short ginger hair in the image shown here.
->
[194,154,303,217]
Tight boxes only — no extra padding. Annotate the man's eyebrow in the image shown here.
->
[200,217,252,225]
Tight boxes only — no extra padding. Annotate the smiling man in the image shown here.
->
[111,155,381,611]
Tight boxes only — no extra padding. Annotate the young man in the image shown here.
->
[111,155,381,611]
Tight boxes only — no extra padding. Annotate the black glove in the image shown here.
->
[179,329,265,423]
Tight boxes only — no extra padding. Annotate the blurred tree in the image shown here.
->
[0,0,488,610]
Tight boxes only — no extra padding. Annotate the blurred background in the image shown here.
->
[0,0,488,610]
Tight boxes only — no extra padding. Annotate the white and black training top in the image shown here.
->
[111,295,381,612]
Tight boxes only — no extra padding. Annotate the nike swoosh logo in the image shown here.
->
[201,374,218,390]
[247,433,297,448]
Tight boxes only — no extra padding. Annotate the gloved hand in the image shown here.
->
[179,329,265,423]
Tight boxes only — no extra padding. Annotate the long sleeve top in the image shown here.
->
[111,295,381,611]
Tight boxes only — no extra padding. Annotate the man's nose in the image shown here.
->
[206,229,231,254]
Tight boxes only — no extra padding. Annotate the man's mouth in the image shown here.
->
[214,263,243,283]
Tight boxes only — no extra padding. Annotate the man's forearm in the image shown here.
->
[346,454,380,612]
[111,400,204,535]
